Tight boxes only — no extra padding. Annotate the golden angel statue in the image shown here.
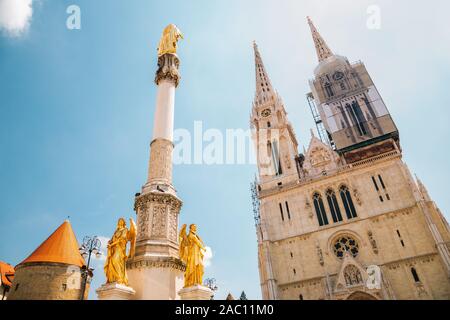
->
[157,24,183,57]
[179,224,206,287]
[104,217,136,286]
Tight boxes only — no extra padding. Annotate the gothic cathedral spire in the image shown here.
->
[251,42,299,181]
[307,16,334,62]
[253,41,275,105]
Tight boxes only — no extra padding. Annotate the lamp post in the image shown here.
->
[204,278,218,300]
[79,236,102,300]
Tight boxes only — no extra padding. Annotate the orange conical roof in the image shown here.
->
[0,261,15,287]
[19,220,85,267]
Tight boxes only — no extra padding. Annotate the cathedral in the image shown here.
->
[3,17,450,302]
[251,17,450,300]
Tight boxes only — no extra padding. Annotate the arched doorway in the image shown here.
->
[346,291,378,300]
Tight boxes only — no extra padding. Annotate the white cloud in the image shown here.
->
[0,0,33,36]
[203,246,213,267]
[93,236,110,262]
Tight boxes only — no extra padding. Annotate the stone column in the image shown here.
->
[126,53,185,300]
[143,53,180,195]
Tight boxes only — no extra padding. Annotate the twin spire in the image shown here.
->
[307,16,333,62]
[253,17,333,102]
[253,41,275,104]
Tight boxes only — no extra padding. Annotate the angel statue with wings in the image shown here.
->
[104,217,136,286]
[157,24,183,57]
[179,224,206,288]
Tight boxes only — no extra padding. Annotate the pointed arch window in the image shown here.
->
[351,101,367,134]
[345,101,367,136]
[271,140,282,176]
[313,192,329,226]
[339,185,357,219]
[324,82,334,97]
[326,189,343,223]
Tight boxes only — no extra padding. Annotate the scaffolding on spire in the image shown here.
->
[306,92,334,149]
[250,176,261,226]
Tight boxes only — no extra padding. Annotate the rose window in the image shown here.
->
[333,236,359,258]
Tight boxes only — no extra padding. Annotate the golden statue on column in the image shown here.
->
[104,218,136,286]
[157,24,183,57]
[179,224,206,287]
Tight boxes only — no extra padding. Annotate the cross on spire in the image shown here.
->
[307,16,334,62]
[253,41,275,104]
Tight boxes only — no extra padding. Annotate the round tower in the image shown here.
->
[8,220,88,300]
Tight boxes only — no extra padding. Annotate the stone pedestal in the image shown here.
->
[127,191,185,300]
[127,257,185,300]
[96,283,136,300]
[178,285,213,300]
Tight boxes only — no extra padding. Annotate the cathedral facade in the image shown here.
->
[251,18,450,300]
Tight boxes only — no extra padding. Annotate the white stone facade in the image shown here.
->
[251,22,450,300]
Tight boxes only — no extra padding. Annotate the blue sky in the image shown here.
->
[1,0,450,300]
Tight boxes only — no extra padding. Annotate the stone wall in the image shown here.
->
[257,155,450,300]
[7,262,89,300]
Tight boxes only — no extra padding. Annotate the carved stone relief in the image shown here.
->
[343,265,364,286]
[148,139,173,184]
[137,204,149,240]
[151,204,167,238]
[284,153,292,169]
[310,147,331,167]
[316,243,324,266]
[353,188,362,206]
[168,210,178,242]
[367,230,378,254]
[154,53,181,87]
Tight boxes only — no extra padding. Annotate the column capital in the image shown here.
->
[155,53,181,87]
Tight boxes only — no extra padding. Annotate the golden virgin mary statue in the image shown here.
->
[157,24,183,57]
[104,218,136,286]
[179,224,206,287]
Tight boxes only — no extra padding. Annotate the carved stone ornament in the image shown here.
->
[305,197,314,219]
[310,147,331,168]
[415,282,429,298]
[353,188,362,206]
[127,256,186,272]
[154,53,181,87]
[366,265,381,290]
[343,265,364,286]
[151,205,167,238]
[305,197,311,209]
[137,204,150,241]
[148,139,174,184]
[334,251,368,292]
[367,230,378,254]
[284,154,292,169]
[134,192,182,213]
[316,243,324,266]
[134,192,182,242]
